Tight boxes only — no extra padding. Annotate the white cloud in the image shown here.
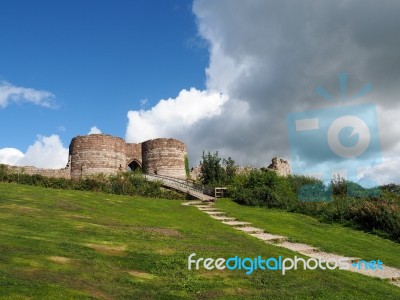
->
[0,148,24,165]
[88,126,102,135]
[0,81,56,108]
[0,135,68,169]
[126,88,228,143]
[123,0,400,184]
[358,158,400,186]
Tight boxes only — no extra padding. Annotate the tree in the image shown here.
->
[199,151,236,185]
[223,157,236,184]
[184,155,190,179]
[199,151,224,185]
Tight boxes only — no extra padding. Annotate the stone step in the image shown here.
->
[202,199,215,203]
[222,221,251,226]
[202,211,226,216]
[235,226,264,234]
[250,232,287,243]
[276,242,319,253]
[196,205,214,209]
[301,250,360,264]
[186,197,400,288]
[201,198,215,203]
[348,263,400,280]
[182,201,203,206]
[197,207,218,211]
[391,280,400,287]
[198,202,210,206]
[210,216,236,221]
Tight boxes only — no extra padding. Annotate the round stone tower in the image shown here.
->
[69,134,126,179]
[141,138,187,179]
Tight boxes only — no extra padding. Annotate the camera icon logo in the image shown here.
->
[286,73,381,201]
[327,115,370,159]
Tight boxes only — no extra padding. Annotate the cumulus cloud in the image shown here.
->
[0,148,24,165]
[88,126,102,135]
[126,0,400,183]
[0,81,56,108]
[0,135,68,169]
[126,88,228,143]
[358,158,400,186]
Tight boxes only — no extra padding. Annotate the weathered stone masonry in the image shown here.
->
[70,135,127,179]
[142,138,187,179]
[6,133,290,180]
[8,165,70,179]
[7,134,188,180]
[268,157,291,177]
[69,134,187,180]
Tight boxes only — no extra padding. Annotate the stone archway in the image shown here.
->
[127,159,142,172]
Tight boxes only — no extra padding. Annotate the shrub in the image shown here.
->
[0,168,183,200]
[343,198,400,241]
[0,164,9,180]
[229,169,296,209]
[287,175,323,195]
[230,171,400,243]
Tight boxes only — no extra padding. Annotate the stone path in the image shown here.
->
[182,200,400,287]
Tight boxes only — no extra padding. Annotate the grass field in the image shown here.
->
[0,183,400,299]
[216,199,400,269]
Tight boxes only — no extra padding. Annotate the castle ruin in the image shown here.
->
[6,133,290,180]
[8,134,187,180]
[69,134,187,180]
[268,157,291,177]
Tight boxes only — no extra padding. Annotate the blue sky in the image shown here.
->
[1,0,400,185]
[0,0,207,149]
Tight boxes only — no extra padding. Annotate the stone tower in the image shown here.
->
[69,134,127,179]
[141,138,187,179]
[68,134,187,180]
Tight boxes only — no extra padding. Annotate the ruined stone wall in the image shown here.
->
[268,157,291,177]
[189,165,201,180]
[4,134,189,181]
[236,166,256,175]
[7,165,71,179]
[69,134,126,179]
[142,138,187,179]
[3,133,289,181]
[126,143,142,166]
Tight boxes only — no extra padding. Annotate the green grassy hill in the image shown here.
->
[215,199,400,269]
[0,182,399,299]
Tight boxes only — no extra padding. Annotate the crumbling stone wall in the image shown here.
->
[5,134,188,180]
[68,135,187,179]
[69,134,126,179]
[189,165,201,180]
[10,134,290,182]
[142,138,187,179]
[268,157,291,177]
[7,165,71,179]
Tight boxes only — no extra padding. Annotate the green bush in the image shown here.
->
[228,169,400,243]
[329,175,380,198]
[0,166,183,200]
[229,169,296,209]
[287,175,323,195]
[381,184,400,196]
[346,198,400,241]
